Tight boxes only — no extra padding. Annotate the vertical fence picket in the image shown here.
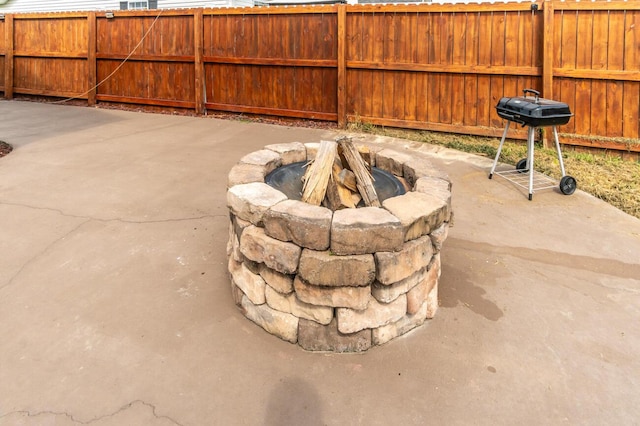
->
[4,14,13,99]
[337,4,346,128]
[0,1,637,157]
[194,9,205,115]
[542,0,555,147]
[88,12,97,105]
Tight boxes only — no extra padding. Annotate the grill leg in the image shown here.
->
[489,121,510,179]
[552,126,567,176]
[527,127,535,200]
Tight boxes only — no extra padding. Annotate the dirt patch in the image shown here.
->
[0,141,12,158]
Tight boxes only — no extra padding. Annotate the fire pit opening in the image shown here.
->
[265,161,406,204]
[226,140,452,352]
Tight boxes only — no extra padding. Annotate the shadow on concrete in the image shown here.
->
[264,377,325,426]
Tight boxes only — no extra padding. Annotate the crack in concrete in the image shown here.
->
[0,200,86,220]
[0,400,185,425]
[115,214,223,224]
[0,203,225,292]
[0,219,91,291]
[0,200,223,224]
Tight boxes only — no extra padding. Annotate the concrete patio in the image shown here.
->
[0,100,638,425]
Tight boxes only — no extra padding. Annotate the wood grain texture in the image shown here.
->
[194,10,205,115]
[0,2,637,153]
[337,137,379,208]
[0,57,4,92]
[302,140,337,206]
[337,4,347,127]
[4,15,13,99]
[87,12,97,105]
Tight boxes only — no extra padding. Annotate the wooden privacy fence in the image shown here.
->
[0,0,638,155]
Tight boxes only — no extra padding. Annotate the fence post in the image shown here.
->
[337,4,347,128]
[87,12,97,106]
[542,0,555,148]
[4,14,13,100]
[194,9,205,115]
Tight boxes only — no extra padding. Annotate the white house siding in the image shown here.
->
[0,0,251,13]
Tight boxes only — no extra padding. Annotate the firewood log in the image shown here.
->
[301,140,337,206]
[336,137,380,207]
[326,162,357,209]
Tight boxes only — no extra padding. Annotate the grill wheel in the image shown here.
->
[516,158,528,173]
[560,175,577,195]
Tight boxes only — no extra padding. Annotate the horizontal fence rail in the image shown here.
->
[0,0,639,156]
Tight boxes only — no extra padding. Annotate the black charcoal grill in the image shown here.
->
[489,89,577,200]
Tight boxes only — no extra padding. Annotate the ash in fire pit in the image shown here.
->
[226,140,452,352]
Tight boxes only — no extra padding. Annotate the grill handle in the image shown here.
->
[523,89,540,102]
[497,111,526,126]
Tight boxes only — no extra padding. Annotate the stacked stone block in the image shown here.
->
[226,142,452,352]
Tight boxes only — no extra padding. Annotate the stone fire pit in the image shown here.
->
[226,141,452,352]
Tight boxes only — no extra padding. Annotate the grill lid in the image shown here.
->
[496,88,573,127]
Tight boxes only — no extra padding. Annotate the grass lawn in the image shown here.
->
[348,124,640,220]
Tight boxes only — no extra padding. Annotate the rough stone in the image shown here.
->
[240,295,298,343]
[371,266,428,303]
[429,223,449,253]
[243,258,261,275]
[227,163,266,187]
[228,258,266,305]
[259,264,294,294]
[304,142,320,160]
[372,299,430,346]
[403,157,451,187]
[414,175,452,193]
[426,281,439,319]
[230,283,244,307]
[227,182,288,225]
[331,207,403,255]
[375,235,434,285]
[298,318,372,353]
[293,276,370,310]
[229,229,243,262]
[238,149,282,174]
[406,255,440,314]
[383,191,449,241]
[375,149,414,176]
[357,144,383,167]
[263,200,332,250]
[227,222,235,257]
[395,176,412,193]
[226,145,452,350]
[265,142,307,165]
[413,176,453,221]
[230,214,251,242]
[265,286,333,325]
[240,225,301,274]
[336,294,407,334]
[298,249,375,287]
